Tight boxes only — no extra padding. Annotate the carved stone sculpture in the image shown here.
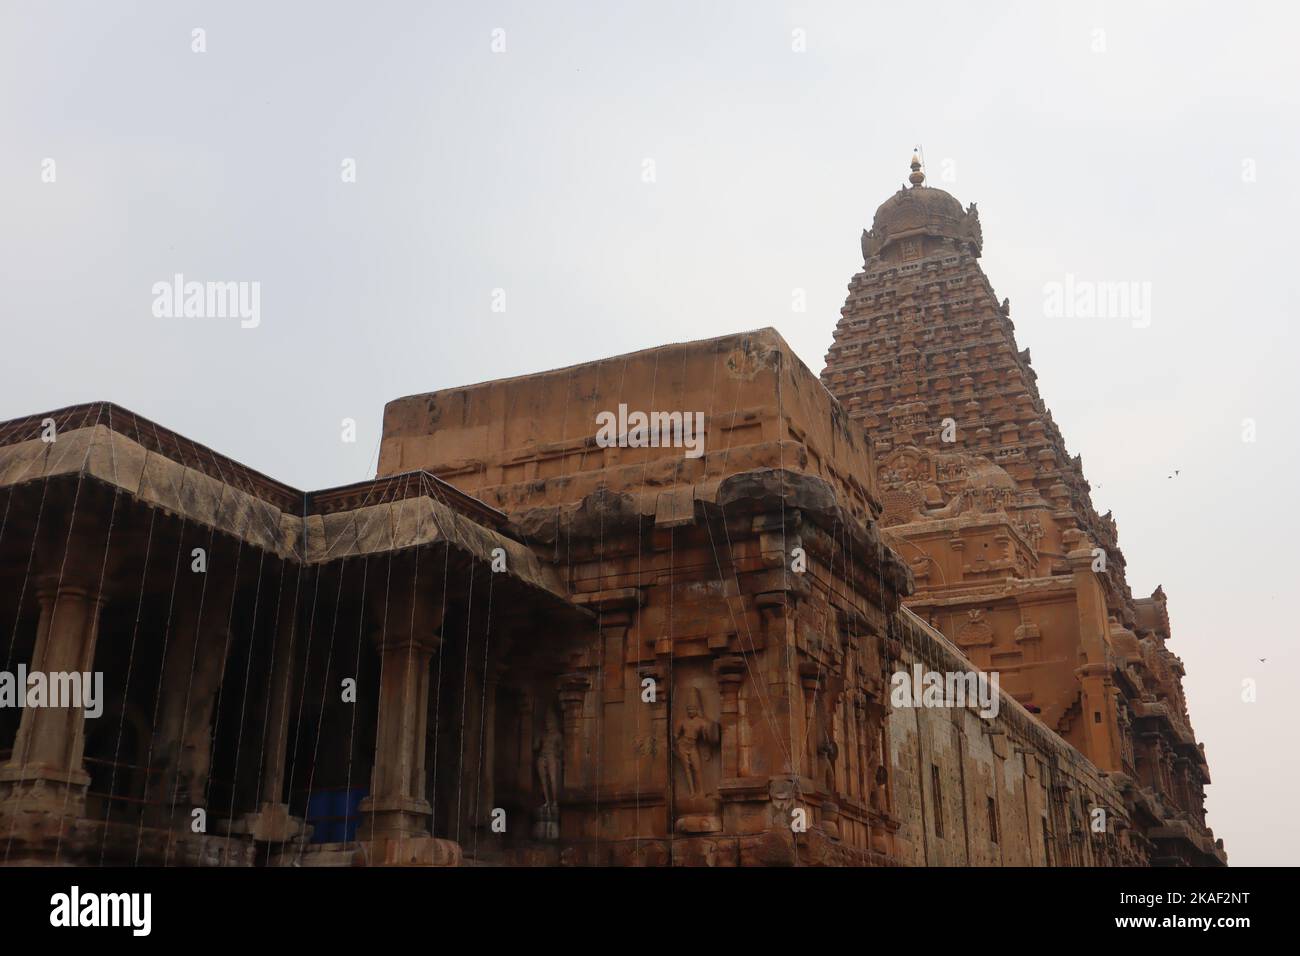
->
[531,705,563,842]
[535,706,562,811]
[673,687,719,798]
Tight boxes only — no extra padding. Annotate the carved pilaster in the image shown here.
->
[712,655,746,780]
[557,672,591,793]
[798,660,820,784]
[636,660,670,793]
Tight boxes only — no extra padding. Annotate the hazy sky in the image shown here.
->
[2,1,1296,865]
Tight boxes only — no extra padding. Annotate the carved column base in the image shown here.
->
[675,814,722,834]
[821,800,841,841]
[355,795,432,841]
[232,801,309,844]
[0,763,90,814]
[675,793,722,833]
[353,834,461,867]
[868,809,900,856]
[532,803,559,841]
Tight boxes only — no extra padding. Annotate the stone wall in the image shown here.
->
[887,609,1142,866]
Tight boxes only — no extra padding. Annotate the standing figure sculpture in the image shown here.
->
[535,707,563,811]
[673,687,719,798]
[814,680,843,793]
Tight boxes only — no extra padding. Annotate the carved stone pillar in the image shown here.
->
[239,580,306,843]
[357,629,441,840]
[0,581,105,812]
[798,660,820,785]
[260,591,297,808]
[145,594,231,827]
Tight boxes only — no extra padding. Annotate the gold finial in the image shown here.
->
[908,151,925,186]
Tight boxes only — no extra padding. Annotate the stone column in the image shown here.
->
[240,581,305,843]
[260,595,297,807]
[145,597,231,826]
[0,581,104,812]
[476,651,509,829]
[357,628,441,840]
[3,590,56,781]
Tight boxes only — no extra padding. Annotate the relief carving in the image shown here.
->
[533,704,563,841]
[673,687,719,799]
[956,609,994,648]
[535,706,563,811]
[673,684,722,833]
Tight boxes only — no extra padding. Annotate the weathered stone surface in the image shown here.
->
[84,425,149,493]
[0,437,47,488]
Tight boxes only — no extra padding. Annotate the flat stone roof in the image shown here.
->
[0,402,569,602]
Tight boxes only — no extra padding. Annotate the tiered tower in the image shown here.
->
[820,155,1225,865]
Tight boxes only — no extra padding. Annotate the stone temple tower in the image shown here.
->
[819,155,1225,865]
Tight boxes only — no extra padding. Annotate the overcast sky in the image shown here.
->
[2,1,1296,865]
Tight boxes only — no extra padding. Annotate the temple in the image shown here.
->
[820,156,1223,865]
[0,157,1225,866]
